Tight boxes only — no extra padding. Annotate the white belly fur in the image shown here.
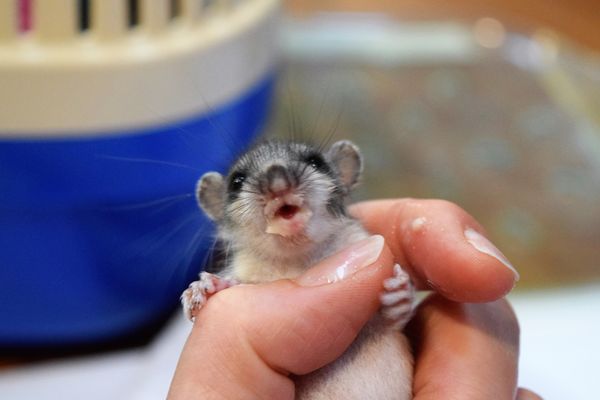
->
[295,317,413,400]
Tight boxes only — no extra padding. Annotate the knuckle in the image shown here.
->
[426,198,465,216]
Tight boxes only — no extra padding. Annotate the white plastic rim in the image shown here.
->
[0,0,280,137]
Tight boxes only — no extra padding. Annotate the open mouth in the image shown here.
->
[276,204,300,220]
[264,193,312,237]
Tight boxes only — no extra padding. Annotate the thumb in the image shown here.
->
[237,234,395,375]
[169,235,394,400]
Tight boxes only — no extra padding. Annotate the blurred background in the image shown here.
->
[1,0,599,399]
[274,0,600,289]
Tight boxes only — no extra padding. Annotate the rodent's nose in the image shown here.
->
[265,164,291,195]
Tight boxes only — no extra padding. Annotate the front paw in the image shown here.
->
[380,264,415,330]
[180,272,236,322]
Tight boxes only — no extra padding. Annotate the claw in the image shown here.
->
[180,272,238,322]
[380,264,415,330]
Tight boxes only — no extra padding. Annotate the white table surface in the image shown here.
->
[1,285,598,400]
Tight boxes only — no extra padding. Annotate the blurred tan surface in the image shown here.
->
[271,4,600,289]
[287,0,600,51]
[269,62,600,289]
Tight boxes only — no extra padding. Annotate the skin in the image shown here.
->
[168,199,542,400]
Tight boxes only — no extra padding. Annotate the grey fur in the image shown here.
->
[194,140,412,399]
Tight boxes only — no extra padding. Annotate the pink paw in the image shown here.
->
[181,272,237,322]
[380,264,415,330]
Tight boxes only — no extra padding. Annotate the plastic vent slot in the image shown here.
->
[0,0,244,41]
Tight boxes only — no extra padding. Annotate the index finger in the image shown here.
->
[351,199,519,302]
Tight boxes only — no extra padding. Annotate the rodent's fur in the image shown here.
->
[191,139,413,399]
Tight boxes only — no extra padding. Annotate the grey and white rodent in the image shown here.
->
[182,139,414,399]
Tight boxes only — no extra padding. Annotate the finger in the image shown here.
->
[516,388,544,400]
[244,235,396,374]
[169,235,395,399]
[351,199,519,302]
[406,294,520,400]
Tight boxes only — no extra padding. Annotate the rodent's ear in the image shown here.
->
[327,140,363,192]
[196,172,225,221]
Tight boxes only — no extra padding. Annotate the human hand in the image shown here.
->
[168,199,541,399]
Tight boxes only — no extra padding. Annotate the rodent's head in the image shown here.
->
[196,140,362,246]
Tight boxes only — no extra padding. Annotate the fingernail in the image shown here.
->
[464,228,520,281]
[297,235,385,286]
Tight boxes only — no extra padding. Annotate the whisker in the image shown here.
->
[137,213,200,260]
[283,79,298,142]
[96,154,201,172]
[163,221,213,292]
[181,227,209,274]
[240,188,262,196]
[316,108,342,154]
[202,235,222,273]
[104,193,193,212]
[186,79,240,160]
[224,240,233,272]
[309,77,334,143]
[228,203,253,217]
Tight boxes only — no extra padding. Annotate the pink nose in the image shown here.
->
[266,165,290,195]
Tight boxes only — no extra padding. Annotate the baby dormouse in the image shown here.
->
[182,139,414,399]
